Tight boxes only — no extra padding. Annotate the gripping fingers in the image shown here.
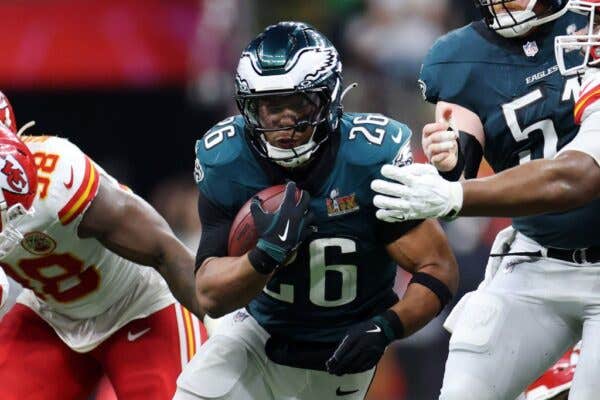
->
[370,179,412,197]
[422,121,450,138]
[250,196,266,217]
[297,189,311,211]
[380,163,438,184]
[428,140,457,155]
[373,194,412,211]
[375,209,411,222]
[281,181,298,210]
[428,130,458,144]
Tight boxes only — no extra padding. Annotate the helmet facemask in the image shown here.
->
[476,0,570,38]
[555,1,600,75]
[237,88,332,168]
[0,192,34,257]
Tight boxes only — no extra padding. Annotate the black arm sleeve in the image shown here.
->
[376,218,425,245]
[194,193,232,273]
[460,131,484,179]
[439,130,484,181]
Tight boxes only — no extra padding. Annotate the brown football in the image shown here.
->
[228,185,301,257]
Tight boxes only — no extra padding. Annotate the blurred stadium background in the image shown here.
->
[0,1,510,399]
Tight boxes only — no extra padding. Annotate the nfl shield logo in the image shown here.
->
[523,41,539,57]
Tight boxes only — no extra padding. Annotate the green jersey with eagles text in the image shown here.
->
[419,12,600,249]
[195,113,416,343]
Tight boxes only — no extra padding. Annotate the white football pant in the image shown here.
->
[174,309,375,400]
[440,231,600,400]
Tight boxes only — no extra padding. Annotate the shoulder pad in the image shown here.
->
[195,116,246,168]
[419,25,484,105]
[422,24,478,67]
[22,136,100,226]
[194,116,268,213]
[339,113,413,168]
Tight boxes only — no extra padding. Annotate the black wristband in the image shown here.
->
[248,247,279,275]
[439,132,465,182]
[373,309,405,342]
[409,272,453,314]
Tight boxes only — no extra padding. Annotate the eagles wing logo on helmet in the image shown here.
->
[236,46,340,94]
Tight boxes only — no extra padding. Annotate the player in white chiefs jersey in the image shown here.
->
[0,94,206,400]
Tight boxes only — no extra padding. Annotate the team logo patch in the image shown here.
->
[194,159,204,183]
[326,188,360,217]
[523,41,539,57]
[0,154,29,194]
[393,143,413,167]
[417,79,427,101]
[21,232,56,255]
[233,310,249,323]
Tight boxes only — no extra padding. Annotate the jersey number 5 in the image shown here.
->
[264,237,358,307]
[502,86,576,165]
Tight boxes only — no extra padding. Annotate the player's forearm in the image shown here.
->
[392,261,458,337]
[195,254,270,318]
[154,238,203,318]
[460,153,600,217]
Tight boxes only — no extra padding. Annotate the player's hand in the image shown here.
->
[371,163,463,221]
[325,319,392,376]
[422,108,459,172]
[250,181,314,264]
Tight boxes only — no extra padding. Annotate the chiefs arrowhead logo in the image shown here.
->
[0,154,29,194]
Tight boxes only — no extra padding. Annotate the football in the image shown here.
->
[228,184,301,257]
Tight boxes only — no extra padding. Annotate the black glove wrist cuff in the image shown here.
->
[409,272,453,315]
[248,247,279,275]
[374,310,405,342]
[439,132,465,182]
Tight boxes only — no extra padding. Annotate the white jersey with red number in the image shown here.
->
[556,70,600,167]
[1,135,174,352]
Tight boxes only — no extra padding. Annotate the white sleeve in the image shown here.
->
[0,269,21,320]
[556,112,600,167]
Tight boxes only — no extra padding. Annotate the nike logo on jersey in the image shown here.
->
[391,129,403,144]
[127,327,151,342]
[64,166,74,189]
[336,387,359,396]
[366,325,381,334]
[278,220,290,241]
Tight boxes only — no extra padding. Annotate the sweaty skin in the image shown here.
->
[78,177,202,318]
[257,94,318,149]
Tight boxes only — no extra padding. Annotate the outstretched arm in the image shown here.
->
[78,177,201,318]
[460,150,600,216]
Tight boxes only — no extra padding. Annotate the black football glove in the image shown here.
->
[248,182,314,274]
[326,310,404,376]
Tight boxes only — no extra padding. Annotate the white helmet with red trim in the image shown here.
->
[525,342,581,400]
[0,91,17,134]
[555,0,600,75]
[0,124,38,256]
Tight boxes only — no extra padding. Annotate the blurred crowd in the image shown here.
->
[1,1,508,399]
